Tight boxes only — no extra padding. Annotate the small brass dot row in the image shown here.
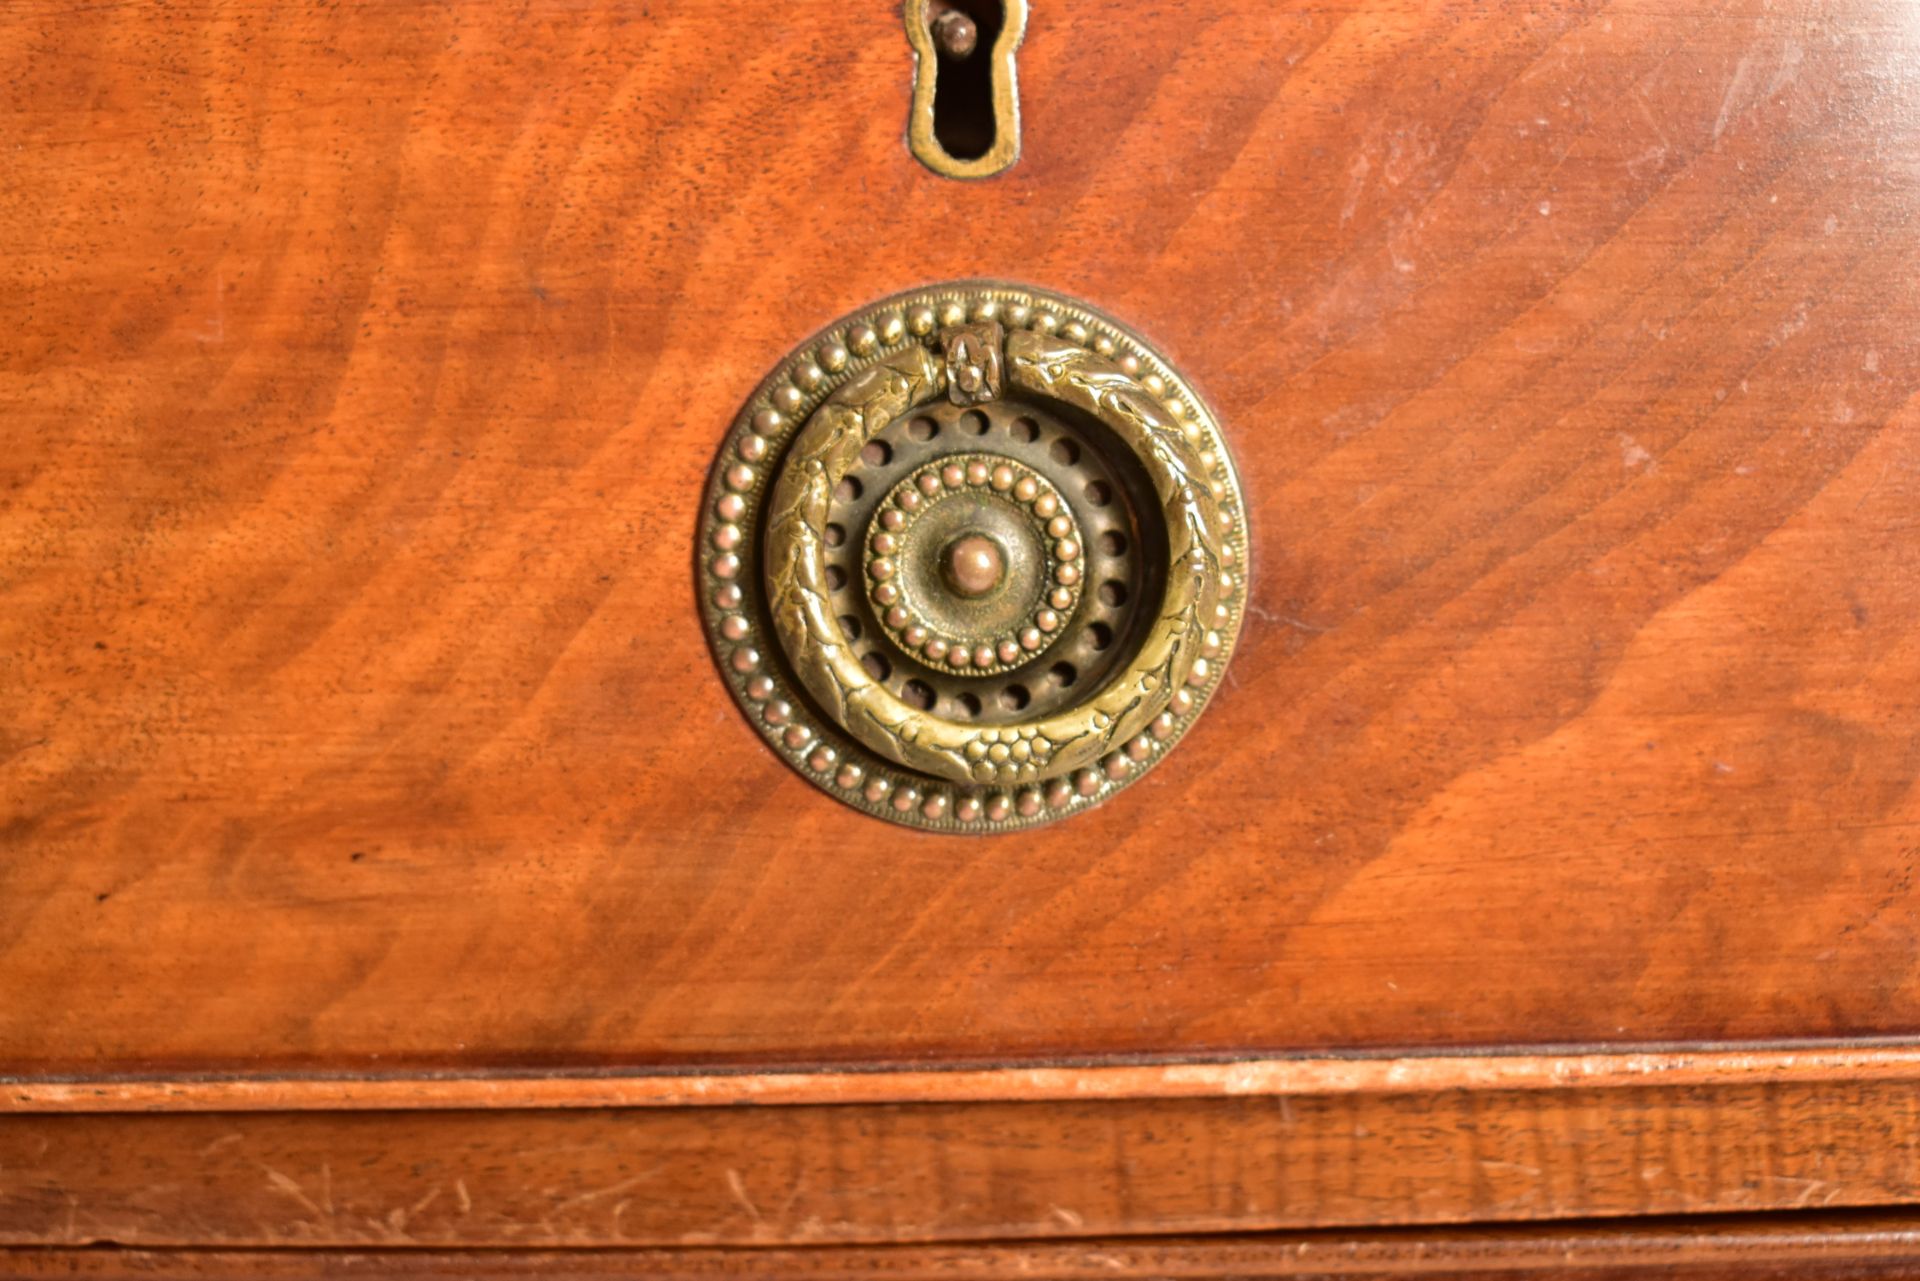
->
[865,454,1082,677]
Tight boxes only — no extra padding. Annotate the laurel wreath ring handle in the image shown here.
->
[763,330,1225,787]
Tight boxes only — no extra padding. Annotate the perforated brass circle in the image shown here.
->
[699,282,1248,831]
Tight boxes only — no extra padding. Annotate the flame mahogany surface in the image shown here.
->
[8,0,1920,1268]
[3,0,1919,1084]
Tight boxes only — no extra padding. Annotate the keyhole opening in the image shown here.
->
[929,0,1004,162]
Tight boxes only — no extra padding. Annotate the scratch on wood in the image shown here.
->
[263,1168,326,1218]
[726,1168,764,1225]
[556,1173,652,1211]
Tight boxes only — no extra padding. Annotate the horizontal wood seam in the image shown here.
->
[11,1210,1920,1275]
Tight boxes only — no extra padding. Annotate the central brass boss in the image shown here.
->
[699,283,1248,831]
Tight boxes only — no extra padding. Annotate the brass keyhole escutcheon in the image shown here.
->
[905,0,1027,179]
[699,283,1249,831]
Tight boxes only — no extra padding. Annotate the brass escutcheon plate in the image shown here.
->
[699,283,1249,832]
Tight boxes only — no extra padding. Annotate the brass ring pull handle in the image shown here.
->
[700,283,1248,831]
[766,332,1226,786]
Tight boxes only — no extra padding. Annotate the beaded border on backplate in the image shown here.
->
[697,281,1249,833]
[868,453,1084,677]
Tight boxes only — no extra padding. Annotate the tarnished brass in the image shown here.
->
[767,332,1224,787]
[905,0,1027,180]
[699,283,1248,831]
[931,9,979,58]
[942,321,1005,404]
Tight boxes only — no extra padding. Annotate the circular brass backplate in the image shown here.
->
[699,282,1248,832]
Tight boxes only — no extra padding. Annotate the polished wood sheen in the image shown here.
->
[12,1045,1920,1112]
[6,0,1920,1269]
[4,0,1920,1092]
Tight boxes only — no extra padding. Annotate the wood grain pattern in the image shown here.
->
[16,1213,1920,1279]
[6,1077,1920,1245]
[3,0,1919,1075]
